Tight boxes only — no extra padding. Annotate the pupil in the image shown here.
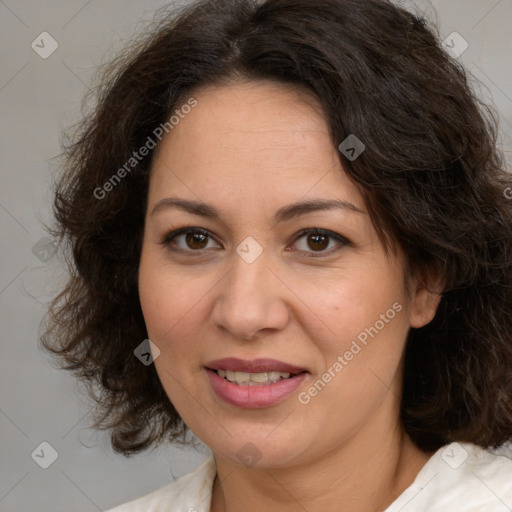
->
[186,232,207,249]
[308,233,328,251]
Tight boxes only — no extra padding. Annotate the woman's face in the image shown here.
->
[138,80,439,468]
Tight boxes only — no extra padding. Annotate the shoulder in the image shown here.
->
[435,441,512,501]
[105,456,217,512]
[388,442,512,512]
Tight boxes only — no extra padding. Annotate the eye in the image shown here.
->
[160,226,349,257]
[161,227,221,252]
[290,228,349,257]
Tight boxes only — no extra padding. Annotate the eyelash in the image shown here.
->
[160,227,350,258]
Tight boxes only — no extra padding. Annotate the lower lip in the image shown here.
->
[206,369,308,408]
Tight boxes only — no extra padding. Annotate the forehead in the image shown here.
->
[148,80,364,212]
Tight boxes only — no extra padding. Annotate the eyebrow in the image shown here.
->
[151,197,365,223]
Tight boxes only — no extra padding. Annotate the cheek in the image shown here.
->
[302,279,408,419]
[303,274,411,419]
[138,256,205,397]
[138,264,171,341]
[138,250,219,401]
[138,249,203,343]
[138,262,180,361]
[304,264,407,351]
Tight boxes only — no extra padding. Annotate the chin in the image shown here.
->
[202,430,308,469]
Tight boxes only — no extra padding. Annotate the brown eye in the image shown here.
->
[307,233,329,251]
[185,232,208,250]
[161,228,221,252]
[292,228,349,257]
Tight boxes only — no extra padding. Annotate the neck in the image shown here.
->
[210,424,433,512]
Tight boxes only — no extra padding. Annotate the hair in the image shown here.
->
[42,0,512,456]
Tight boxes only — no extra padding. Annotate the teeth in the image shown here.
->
[224,369,236,382]
[235,371,250,384]
[217,369,292,385]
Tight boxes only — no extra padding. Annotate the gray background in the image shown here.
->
[1,1,511,511]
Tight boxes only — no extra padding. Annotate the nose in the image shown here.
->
[210,248,290,340]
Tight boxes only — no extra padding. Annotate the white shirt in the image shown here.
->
[105,441,512,511]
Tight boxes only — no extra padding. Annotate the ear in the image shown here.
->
[408,274,443,329]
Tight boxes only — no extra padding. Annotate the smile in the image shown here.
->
[205,368,308,408]
[215,369,294,385]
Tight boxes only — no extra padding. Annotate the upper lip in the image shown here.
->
[205,358,308,374]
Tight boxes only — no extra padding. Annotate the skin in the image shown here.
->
[138,80,442,512]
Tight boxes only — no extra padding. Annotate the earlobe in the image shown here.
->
[409,286,443,328]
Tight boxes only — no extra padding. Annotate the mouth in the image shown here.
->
[204,357,309,407]
[205,357,308,382]
[209,368,306,386]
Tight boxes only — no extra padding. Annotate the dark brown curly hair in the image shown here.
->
[42,0,512,456]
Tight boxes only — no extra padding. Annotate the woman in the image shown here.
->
[42,0,512,510]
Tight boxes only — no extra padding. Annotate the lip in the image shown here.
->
[205,357,308,374]
[206,368,308,408]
